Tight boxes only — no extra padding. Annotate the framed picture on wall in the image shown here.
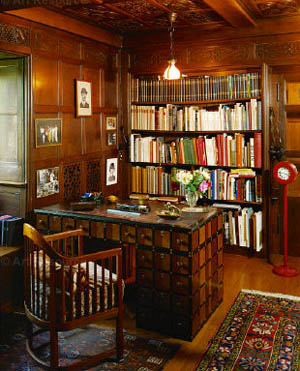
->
[36,167,59,198]
[106,116,117,130]
[106,158,118,186]
[35,118,62,147]
[76,80,92,117]
[107,132,117,146]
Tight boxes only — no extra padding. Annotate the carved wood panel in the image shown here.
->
[63,162,81,201]
[86,159,101,193]
[0,22,30,46]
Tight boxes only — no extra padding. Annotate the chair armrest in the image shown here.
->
[61,248,122,266]
[44,229,84,242]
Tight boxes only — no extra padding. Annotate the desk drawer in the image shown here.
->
[121,225,136,243]
[173,232,189,252]
[49,215,61,232]
[137,227,153,246]
[90,221,105,239]
[106,223,120,241]
[153,290,170,311]
[154,251,170,272]
[154,271,170,291]
[62,217,75,231]
[36,214,48,231]
[154,230,170,249]
[137,268,153,287]
[172,255,189,275]
[76,219,89,236]
[137,248,153,268]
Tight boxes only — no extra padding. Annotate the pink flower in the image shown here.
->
[199,181,209,192]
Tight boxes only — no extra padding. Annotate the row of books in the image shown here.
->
[131,72,261,103]
[131,99,262,131]
[131,166,263,203]
[209,169,262,203]
[221,208,263,251]
[0,215,24,246]
[130,132,262,168]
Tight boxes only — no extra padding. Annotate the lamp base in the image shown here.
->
[272,264,298,277]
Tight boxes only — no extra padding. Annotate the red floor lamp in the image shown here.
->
[272,161,298,277]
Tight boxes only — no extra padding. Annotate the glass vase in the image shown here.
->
[185,190,198,208]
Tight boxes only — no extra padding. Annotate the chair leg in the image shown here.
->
[116,309,124,362]
[50,327,59,370]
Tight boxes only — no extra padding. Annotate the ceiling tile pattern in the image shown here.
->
[255,0,300,16]
[45,0,300,34]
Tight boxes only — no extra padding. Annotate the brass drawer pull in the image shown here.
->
[160,231,164,236]
[38,219,46,225]
[160,254,165,259]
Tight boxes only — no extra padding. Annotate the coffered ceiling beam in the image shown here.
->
[202,0,256,28]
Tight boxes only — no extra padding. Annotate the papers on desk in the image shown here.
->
[107,209,141,216]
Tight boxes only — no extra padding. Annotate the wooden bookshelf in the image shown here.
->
[129,70,266,255]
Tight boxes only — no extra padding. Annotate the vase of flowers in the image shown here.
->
[171,168,211,211]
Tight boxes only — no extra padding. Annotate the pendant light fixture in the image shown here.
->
[163,12,181,80]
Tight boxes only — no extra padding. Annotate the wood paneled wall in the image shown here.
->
[0,13,124,213]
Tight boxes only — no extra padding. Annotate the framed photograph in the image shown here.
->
[106,116,117,130]
[76,80,92,117]
[107,132,117,146]
[35,118,62,147]
[37,167,59,198]
[106,158,118,186]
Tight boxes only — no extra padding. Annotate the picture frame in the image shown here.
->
[107,132,117,146]
[106,158,118,186]
[106,116,117,130]
[76,80,92,117]
[36,167,59,198]
[35,118,62,148]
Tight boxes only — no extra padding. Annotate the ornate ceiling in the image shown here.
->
[2,0,300,34]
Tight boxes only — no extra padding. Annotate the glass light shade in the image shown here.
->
[163,59,181,80]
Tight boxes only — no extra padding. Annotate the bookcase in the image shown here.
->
[129,70,267,254]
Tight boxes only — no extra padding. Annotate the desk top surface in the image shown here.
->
[35,201,220,231]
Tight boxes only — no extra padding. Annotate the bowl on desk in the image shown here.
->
[156,210,181,220]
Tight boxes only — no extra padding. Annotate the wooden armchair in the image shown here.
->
[23,223,124,370]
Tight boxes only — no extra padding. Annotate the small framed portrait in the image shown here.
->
[37,167,59,198]
[106,116,117,130]
[76,80,92,117]
[106,158,118,186]
[35,118,62,147]
[107,132,117,146]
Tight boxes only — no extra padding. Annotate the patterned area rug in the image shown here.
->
[0,313,179,370]
[195,289,300,371]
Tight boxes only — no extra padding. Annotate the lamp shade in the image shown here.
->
[163,59,181,80]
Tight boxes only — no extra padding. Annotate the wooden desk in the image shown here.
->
[34,202,223,341]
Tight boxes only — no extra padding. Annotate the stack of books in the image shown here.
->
[0,215,24,246]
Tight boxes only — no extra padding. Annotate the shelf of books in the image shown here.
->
[129,70,265,255]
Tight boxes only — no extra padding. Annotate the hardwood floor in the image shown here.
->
[100,253,300,371]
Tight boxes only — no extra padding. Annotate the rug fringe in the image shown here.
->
[241,289,300,301]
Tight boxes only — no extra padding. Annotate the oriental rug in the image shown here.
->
[195,289,300,371]
[0,313,179,370]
